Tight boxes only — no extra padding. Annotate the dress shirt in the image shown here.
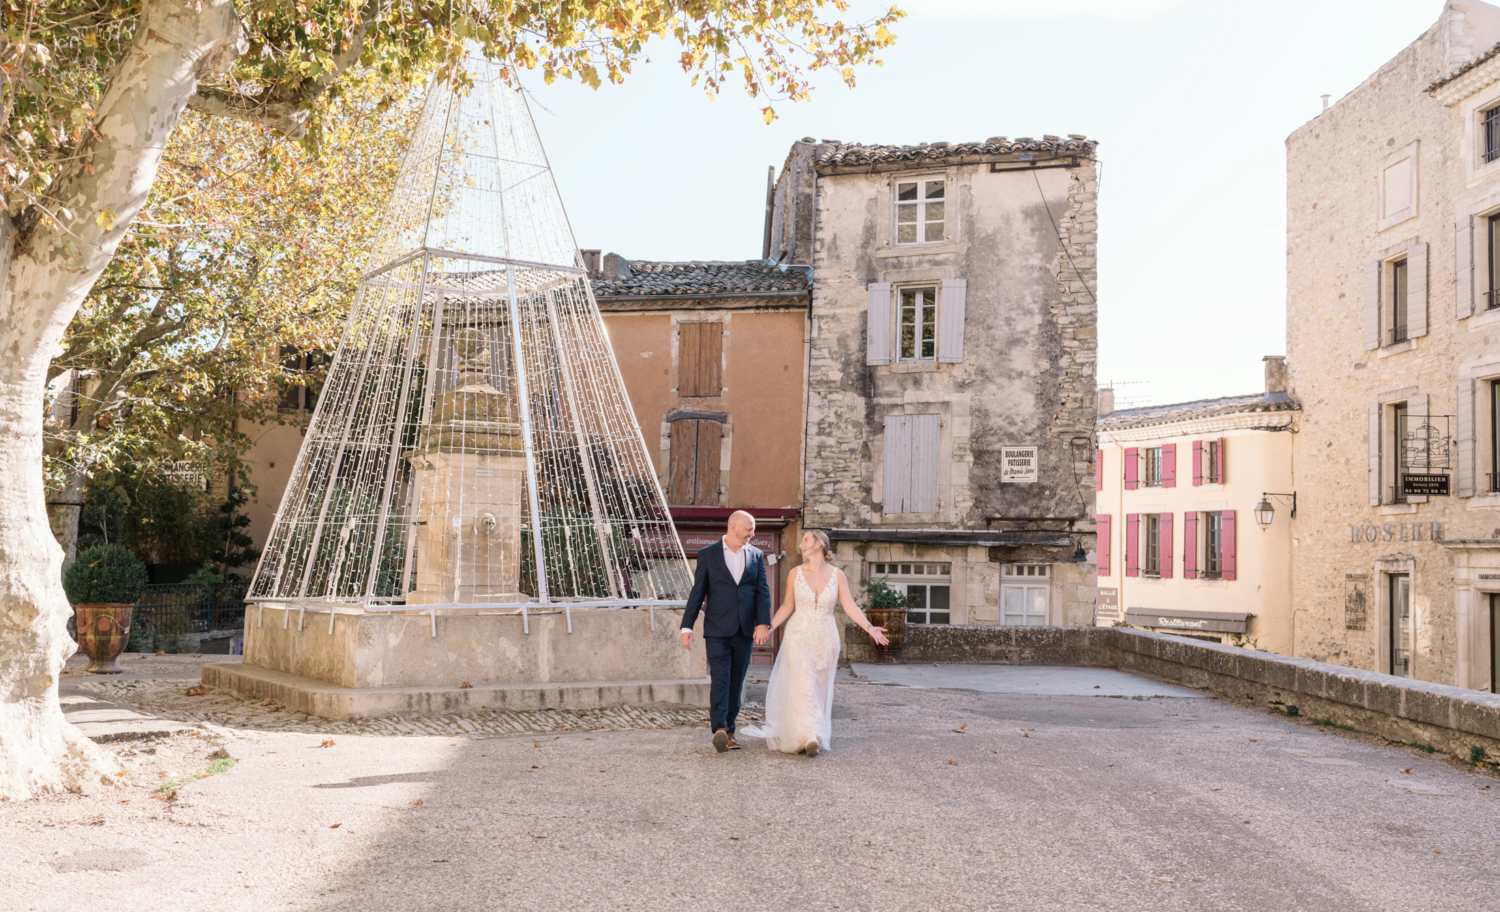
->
[722,537,747,584]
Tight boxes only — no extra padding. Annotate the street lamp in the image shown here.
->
[1255,492,1297,529]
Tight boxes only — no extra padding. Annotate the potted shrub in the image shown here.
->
[65,544,148,674]
[861,579,909,663]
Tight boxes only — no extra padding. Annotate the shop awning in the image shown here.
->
[1124,607,1252,634]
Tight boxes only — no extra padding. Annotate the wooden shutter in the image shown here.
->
[1221,510,1237,581]
[938,278,967,363]
[1159,512,1173,578]
[1183,512,1198,579]
[1097,514,1111,577]
[908,414,941,513]
[1457,215,1475,320]
[867,282,893,365]
[1123,447,1139,490]
[1161,443,1176,488]
[1192,440,1203,486]
[1363,260,1381,351]
[1458,378,1477,497]
[695,420,722,505]
[1407,242,1428,338]
[1125,514,1139,578]
[883,416,912,513]
[1368,404,1382,506]
[1095,449,1103,492]
[1216,437,1226,484]
[668,420,698,505]
[678,323,722,397]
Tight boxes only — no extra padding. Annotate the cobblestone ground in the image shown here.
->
[75,675,762,739]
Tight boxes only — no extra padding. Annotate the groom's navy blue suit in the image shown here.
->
[680,540,772,734]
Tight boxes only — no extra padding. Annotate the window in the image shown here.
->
[1001,564,1050,626]
[896,178,945,244]
[280,348,328,412]
[882,414,940,513]
[1486,105,1500,165]
[1390,573,1411,678]
[1491,381,1500,494]
[899,287,937,361]
[677,322,722,397]
[1488,214,1500,311]
[667,418,722,505]
[1382,157,1412,220]
[1143,514,1161,577]
[872,562,951,625]
[1143,447,1163,487]
[1201,511,1223,579]
[1390,402,1408,504]
[1389,258,1409,344]
[1205,439,1223,484]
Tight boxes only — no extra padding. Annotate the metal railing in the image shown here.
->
[1389,485,1408,505]
[1486,289,1500,311]
[130,581,248,636]
[1389,324,1408,345]
[1485,105,1500,164]
[1488,472,1500,494]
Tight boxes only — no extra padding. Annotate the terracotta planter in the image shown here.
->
[73,603,134,674]
[864,607,907,664]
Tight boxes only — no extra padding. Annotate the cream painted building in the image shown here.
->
[1096,359,1299,652]
[777,136,1100,627]
[1286,2,1500,691]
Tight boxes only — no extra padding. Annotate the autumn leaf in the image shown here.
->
[320,739,336,748]
[762,106,775,124]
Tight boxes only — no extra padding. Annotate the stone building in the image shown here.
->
[776,136,1100,627]
[1286,1,1500,690]
[1096,358,1299,652]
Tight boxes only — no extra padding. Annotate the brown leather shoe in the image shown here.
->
[713,729,729,753]
[726,733,742,750]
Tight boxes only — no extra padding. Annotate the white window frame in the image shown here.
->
[1142,447,1163,487]
[897,286,938,362]
[1001,564,1050,626]
[872,561,951,625]
[894,176,947,246]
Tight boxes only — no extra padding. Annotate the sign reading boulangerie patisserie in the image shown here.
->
[1000,446,1038,483]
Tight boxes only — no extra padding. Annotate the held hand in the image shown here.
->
[868,626,890,647]
[752,624,771,647]
[681,629,693,650]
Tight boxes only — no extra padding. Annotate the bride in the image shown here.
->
[747,530,888,757]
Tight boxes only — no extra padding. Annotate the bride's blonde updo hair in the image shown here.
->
[804,529,834,561]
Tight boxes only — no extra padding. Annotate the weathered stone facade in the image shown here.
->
[778,137,1100,626]
[1287,2,1500,690]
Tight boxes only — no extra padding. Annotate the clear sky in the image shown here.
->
[526,0,1446,408]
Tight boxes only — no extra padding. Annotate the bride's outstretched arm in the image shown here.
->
[768,568,798,631]
[836,571,890,646]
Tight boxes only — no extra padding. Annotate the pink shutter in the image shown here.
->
[1097,514,1111,577]
[1159,512,1173,578]
[1216,437,1226,484]
[1221,509,1237,581]
[1192,440,1203,486]
[1096,449,1103,491]
[1125,513,1139,577]
[1124,448,1139,490]
[1183,511,1198,579]
[1161,443,1176,488]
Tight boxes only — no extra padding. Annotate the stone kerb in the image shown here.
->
[844,623,1500,762]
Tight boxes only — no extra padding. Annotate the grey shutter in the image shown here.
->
[1363,261,1381,351]
[937,278,967,363]
[1457,215,1475,319]
[867,282,892,365]
[1407,393,1429,502]
[1407,242,1428,338]
[1458,378,1477,497]
[882,415,912,513]
[909,414,941,513]
[1368,403,1382,506]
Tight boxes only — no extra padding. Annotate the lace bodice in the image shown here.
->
[792,567,839,620]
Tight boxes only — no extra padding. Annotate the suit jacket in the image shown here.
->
[680,540,772,639]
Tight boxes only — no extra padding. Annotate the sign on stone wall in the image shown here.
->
[1000,446,1038,483]
[1344,574,1369,631]
[1401,473,1450,496]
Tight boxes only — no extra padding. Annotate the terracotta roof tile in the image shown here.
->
[1100,392,1298,432]
[1427,41,1500,94]
[816,136,1098,169]
[592,260,808,298]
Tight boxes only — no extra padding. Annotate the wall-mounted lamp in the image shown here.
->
[1254,492,1297,529]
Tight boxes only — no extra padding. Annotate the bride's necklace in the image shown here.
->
[802,563,834,596]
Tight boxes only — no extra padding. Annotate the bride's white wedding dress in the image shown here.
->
[745,566,842,754]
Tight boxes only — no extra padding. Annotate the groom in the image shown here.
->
[680,511,771,753]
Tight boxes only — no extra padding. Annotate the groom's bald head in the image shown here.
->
[726,510,756,548]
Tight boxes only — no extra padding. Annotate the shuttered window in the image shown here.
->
[1221,510,1237,581]
[1095,449,1103,492]
[1097,514,1111,577]
[938,278,967,363]
[1161,443,1177,488]
[667,418,723,505]
[899,287,938,361]
[677,323,722,397]
[1125,513,1140,578]
[1123,448,1139,490]
[867,282,892,365]
[1183,512,1198,579]
[1159,512,1173,578]
[883,414,941,514]
[1458,378,1478,497]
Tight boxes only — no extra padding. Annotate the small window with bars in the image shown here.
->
[1143,447,1164,487]
[896,179,945,244]
[1205,440,1222,484]
[1485,105,1500,165]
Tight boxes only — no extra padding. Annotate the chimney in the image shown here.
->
[1263,355,1287,395]
[1321,94,1330,112]
[1097,387,1115,417]
[601,252,630,281]
[580,249,603,278]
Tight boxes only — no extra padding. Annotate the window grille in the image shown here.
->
[1143,447,1163,487]
[1485,105,1500,164]
[1205,440,1222,484]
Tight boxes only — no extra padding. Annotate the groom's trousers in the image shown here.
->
[704,633,753,733]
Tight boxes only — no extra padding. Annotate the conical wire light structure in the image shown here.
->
[249,58,692,617]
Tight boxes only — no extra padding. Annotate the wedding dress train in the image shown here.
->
[745,566,842,754]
